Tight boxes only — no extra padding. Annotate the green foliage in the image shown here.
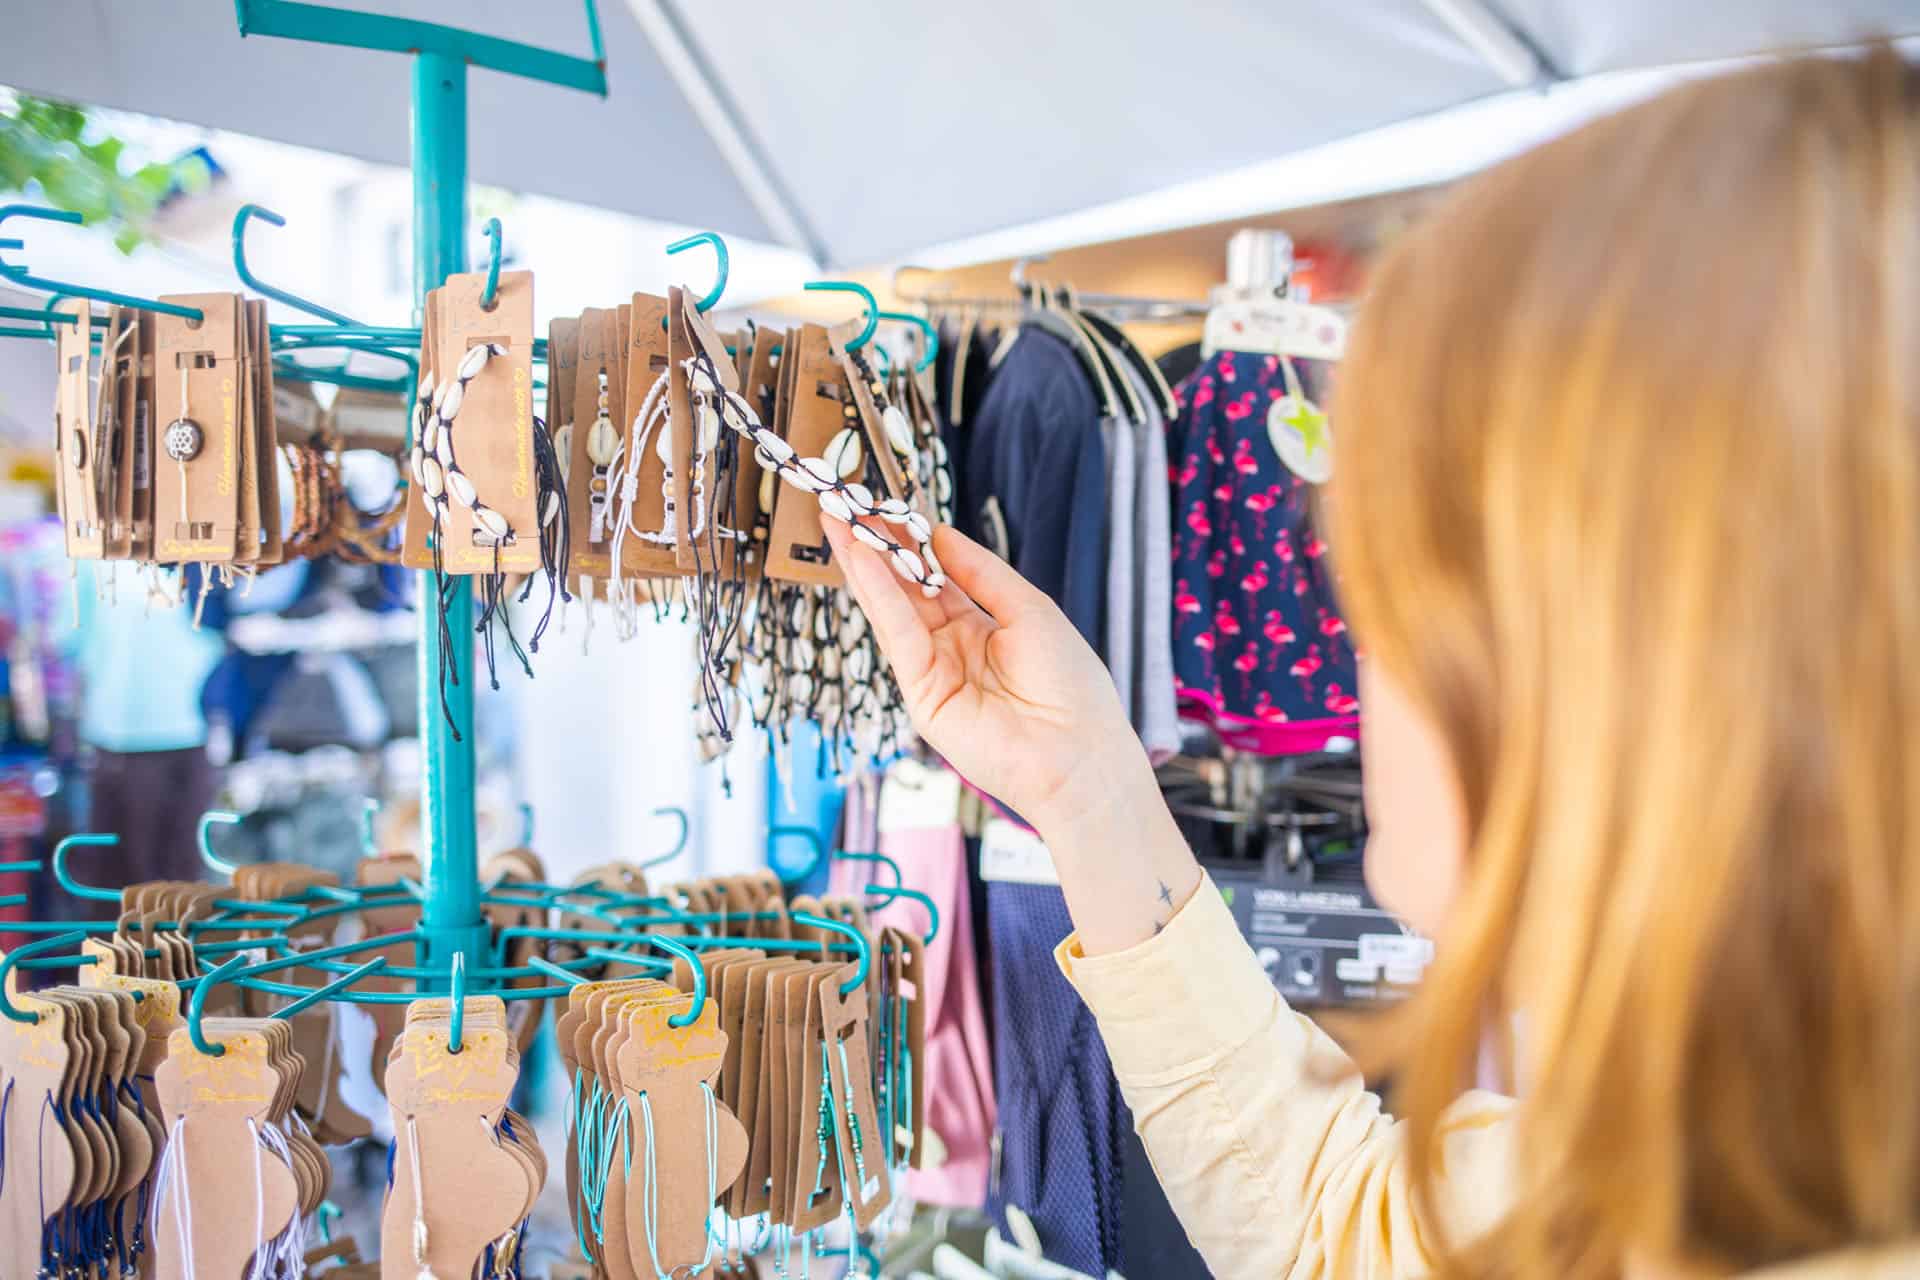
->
[0,93,210,253]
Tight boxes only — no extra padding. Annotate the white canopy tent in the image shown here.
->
[5,1,1918,270]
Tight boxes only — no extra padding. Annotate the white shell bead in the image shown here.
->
[758,470,775,512]
[654,426,674,466]
[756,432,795,464]
[875,498,911,521]
[587,419,618,465]
[421,418,440,457]
[817,490,854,522]
[438,379,465,422]
[797,457,837,490]
[457,343,491,381]
[842,482,875,511]
[473,506,510,539]
[420,457,445,498]
[826,428,863,479]
[904,512,933,542]
[883,405,914,454]
[849,521,889,552]
[697,402,721,450]
[446,469,477,507]
[889,546,926,582]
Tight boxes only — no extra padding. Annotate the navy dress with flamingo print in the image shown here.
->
[1168,349,1359,753]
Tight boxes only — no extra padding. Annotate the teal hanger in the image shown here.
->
[670,232,729,314]
[637,805,691,872]
[768,824,826,884]
[518,801,535,848]
[587,933,704,1027]
[199,809,243,877]
[361,798,380,857]
[0,930,90,1024]
[316,1202,342,1246]
[802,280,878,350]
[448,952,468,1053]
[480,217,504,311]
[876,310,939,372]
[0,206,205,321]
[833,850,939,945]
[52,832,124,902]
[790,911,871,996]
[233,204,358,326]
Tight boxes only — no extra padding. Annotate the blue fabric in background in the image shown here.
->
[765,720,844,895]
[987,880,1124,1276]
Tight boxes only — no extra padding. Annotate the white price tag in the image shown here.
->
[979,818,1059,886]
[1358,933,1434,969]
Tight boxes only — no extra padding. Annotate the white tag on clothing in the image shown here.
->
[979,818,1059,886]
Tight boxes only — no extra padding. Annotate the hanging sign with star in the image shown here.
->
[1268,393,1333,484]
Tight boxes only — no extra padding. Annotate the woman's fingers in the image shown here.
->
[931,525,1059,628]
[825,519,935,681]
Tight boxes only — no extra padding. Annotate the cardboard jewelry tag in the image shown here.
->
[562,308,619,580]
[677,288,750,579]
[615,293,681,578]
[54,311,106,558]
[100,309,140,558]
[736,959,809,1219]
[835,341,912,504]
[248,300,286,565]
[821,977,891,1226]
[232,301,262,566]
[0,991,77,1280]
[614,994,748,1275]
[152,293,244,562]
[789,967,846,1233]
[128,312,158,560]
[432,270,539,575]
[765,323,852,586]
[398,297,439,573]
[154,1025,300,1280]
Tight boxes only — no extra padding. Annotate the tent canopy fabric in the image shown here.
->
[4,1,1918,268]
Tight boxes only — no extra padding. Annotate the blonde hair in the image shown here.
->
[1329,47,1920,1278]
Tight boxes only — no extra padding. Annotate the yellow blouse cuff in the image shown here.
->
[1054,872,1288,1081]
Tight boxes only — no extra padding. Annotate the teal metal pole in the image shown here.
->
[413,50,487,987]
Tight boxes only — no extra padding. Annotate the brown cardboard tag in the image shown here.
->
[789,967,845,1232]
[612,294,679,577]
[152,293,244,562]
[129,312,157,560]
[101,309,139,559]
[401,297,438,570]
[678,290,751,579]
[433,270,538,576]
[836,341,911,503]
[821,977,891,1226]
[764,324,848,586]
[232,303,263,566]
[546,315,581,568]
[565,308,621,580]
[249,300,286,566]
[737,959,809,1220]
[53,313,105,558]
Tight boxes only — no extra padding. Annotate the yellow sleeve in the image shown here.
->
[1054,874,1516,1279]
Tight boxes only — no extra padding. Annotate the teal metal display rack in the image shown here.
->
[232,0,609,988]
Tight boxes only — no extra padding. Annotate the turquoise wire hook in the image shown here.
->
[361,799,379,857]
[233,205,357,325]
[668,232,729,314]
[876,310,939,372]
[270,955,388,1020]
[802,281,878,350]
[833,850,902,889]
[0,206,205,321]
[519,802,535,848]
[187,954,249,1056]
[480,218,504,311]
[0,930,89,1024]
[527,956,585,987]
[316,1202,342,1245]
[586,936,704,1027]
[449,952,467,1053]
[199,810,242,877]
[769,825,826,885]
[864,885,940,947]
[791,911,870,996]
[53,833,124,903]
[637,806,691,871]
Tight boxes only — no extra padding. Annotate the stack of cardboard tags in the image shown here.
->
[151,1018,332,1280]
[382,996,545,1280]
[555,878,928,1278]
[51,294,285,572]
[0,972,179,1280]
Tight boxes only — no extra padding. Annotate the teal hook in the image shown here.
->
[833,850,901,888]
[480,218,504,311]
[233,205,357,325]
[865,885,940,947]
[791,911,871,996]
[270,955,388,1020]
[0,206,205,321]
[527,956,586,988]
[316,1202,342,1245]
[802,281,878,350]
[769,825,826,885]
[637,806,691,871]
[186,954,248,1056]
[448,952,467,1053]
[0,930,89,1024]
[586,935,703,1027]
[668,232,729,314]
[518,802,535,848]
[53,833,125,903]
[876,310,939,372]
[360,799,379,857]
[199,810,242,878]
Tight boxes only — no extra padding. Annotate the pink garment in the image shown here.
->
[831,821,998,1208]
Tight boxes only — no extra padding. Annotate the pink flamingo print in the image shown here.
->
[1207,550,1228,579]
[1214,600,1241,637]
[1234,647,1260,674]
[1317,607,1347,639]
[1174,582,1202,616]
[1303,533,1328,560]
[1224,393,1257,424]
[1324,684,1359,715]
[1262,610,1296,647]
[1274,530,1295,564]
[1232,436,1259,474]
[1253,691,1290,724]
[1292,571,1309,597]
[1243,487,1278,539]
[1185,502,1212,538]
[1194,630,1216,653]
[1240,561,1270,594]
[1205,433,1226,465]
[1229,532,1246,557]
[1191,379,1215,408]
[1219,353,1237,383]
[1289,643,1324,687]
[1174,456,1199,487]
[1213,481,1235,505]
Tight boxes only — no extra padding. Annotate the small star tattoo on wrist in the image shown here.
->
[1157,880,1173,907]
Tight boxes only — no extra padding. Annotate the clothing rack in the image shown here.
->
[891,261,1210,324]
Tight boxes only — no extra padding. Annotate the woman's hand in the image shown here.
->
[826,519,1201,952]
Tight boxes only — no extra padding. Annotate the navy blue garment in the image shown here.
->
[964,327,1108,652]
[988,880,1123,1275]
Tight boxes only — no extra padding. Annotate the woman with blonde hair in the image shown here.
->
[824,45,1920,1280]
